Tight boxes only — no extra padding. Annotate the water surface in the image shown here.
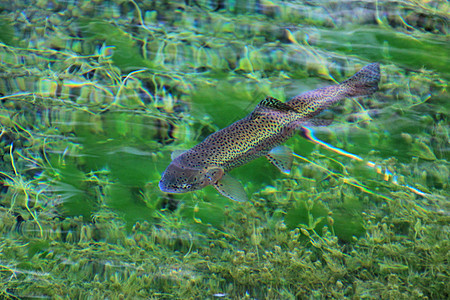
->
[0,0,448,298]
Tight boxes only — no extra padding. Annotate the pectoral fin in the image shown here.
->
[266,145,293,174]
[214,173,248,202]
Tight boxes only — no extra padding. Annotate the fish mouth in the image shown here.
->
[159,180,183,193]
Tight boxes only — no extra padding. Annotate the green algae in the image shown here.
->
[312,26,450,75]
[285,198,365,242]
[77,18,155,72]
[0,17,18,47]
[0,0,449,299]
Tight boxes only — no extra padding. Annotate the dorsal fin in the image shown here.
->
[250,97,297,120]
[258,97,296,112]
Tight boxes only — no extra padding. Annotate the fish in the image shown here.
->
[159,63,381,202]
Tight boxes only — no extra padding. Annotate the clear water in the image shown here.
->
[0,0,448,298]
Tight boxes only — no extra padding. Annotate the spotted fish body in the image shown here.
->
[160,63,381,202]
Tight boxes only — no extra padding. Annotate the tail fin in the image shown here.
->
[341,63,380,97]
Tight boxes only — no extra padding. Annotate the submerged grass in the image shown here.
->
[0,0,448,298]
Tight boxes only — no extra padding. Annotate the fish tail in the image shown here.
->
[286,63,380,119]
[341,63,380,97]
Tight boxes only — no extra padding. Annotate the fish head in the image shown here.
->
[159,162,224,193]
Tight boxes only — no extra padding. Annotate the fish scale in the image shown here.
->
[160,63,381,202]
[178,98,299,171]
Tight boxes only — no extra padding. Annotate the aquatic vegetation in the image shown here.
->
[0,0,448,299]
[0,144,44,238]
[77,18,155,72]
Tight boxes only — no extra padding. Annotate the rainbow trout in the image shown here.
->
[160,63,380,202]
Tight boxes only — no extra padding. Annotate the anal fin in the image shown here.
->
[266,145,293,174]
